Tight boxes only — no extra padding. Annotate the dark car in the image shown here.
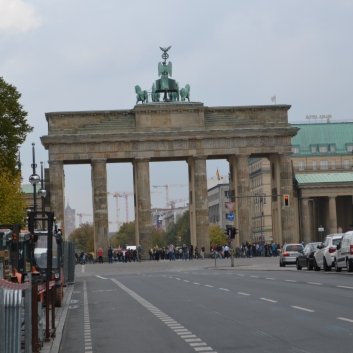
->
[296,242,321,270]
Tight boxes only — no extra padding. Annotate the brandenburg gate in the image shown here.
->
[40,48,299,258]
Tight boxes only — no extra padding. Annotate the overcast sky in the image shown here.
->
[1,0,353,231]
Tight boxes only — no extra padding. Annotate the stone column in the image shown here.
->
[279,154,296,244]
[91,159,109,258]
[230,155,251,245]
[133,159,151,259]
[301,198,310,245]
[328,196,337,234]
[48,160,66,239]
[188,156,209,255]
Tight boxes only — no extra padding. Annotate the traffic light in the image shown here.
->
[224,228,229,238]
[284,195,289,207]
[230,227,238,239]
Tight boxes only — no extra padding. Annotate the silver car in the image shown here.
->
[279,243,304,267]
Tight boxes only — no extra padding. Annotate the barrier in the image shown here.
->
[63,241,76,285]
[0,277,31,353]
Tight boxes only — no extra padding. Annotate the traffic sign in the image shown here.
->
[227,213,234,221]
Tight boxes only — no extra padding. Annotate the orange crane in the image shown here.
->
[152,184,188,208]
[77,213,92,225]
[168,197,189,209]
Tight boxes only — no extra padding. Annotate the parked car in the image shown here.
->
[296,242,321,270]
[279,244,304,267]
[334,231,353,272]
[313,234,342,271]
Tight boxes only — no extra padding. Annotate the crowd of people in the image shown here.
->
[148,244,206,261]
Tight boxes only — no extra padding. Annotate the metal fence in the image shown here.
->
[63,241,75,285]
[0,277,31,353]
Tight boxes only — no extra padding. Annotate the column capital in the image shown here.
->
[134,157,151,163]
[91,158,107,164]
[192,155,208,160]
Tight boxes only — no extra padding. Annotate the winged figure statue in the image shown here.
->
[158,62,172,77]
[159,46,171,53]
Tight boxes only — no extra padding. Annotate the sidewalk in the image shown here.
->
[40,284,74,353]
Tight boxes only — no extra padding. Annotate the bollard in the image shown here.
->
[0,288,4,353]
[24,274,32,353]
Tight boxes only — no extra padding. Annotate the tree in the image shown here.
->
[165,211,190,246]
[0,168,27,225]
[209,224,227,246]
[151,226,166,248]
[69,222,94,253]
[110,221,135,248]
[0,77,33,175]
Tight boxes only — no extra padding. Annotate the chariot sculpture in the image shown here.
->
[134,46,191,103]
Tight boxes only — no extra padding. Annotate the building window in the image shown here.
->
[319,146,327,153]
[311,146,317,153]
[320,160,328,170]
[224,191,230,198]
[347,145,353,152]
[298,161,304,170]
[344,159,350,169]
[292,147,299,154]
[330,145,336,153]
[331,160,336,169]
[312,161,317,170]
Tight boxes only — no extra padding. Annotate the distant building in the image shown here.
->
[65,201,76,237]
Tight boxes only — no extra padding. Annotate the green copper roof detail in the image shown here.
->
[296,172,353,185]
[21,184,34,194]
[291,122,353,156]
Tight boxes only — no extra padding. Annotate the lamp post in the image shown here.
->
[29,143,40,229]
[255,193,267,244]
[38,161,47,230]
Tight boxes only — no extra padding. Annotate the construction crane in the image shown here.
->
[152,184,188,208]
[77,213,92,225]
[167,197,189,209]
[108,191,161,223]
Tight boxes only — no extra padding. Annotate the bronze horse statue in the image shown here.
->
[135,85,148,104]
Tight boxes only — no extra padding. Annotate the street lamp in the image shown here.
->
[38,161,47,230]
[255,193,267,244]
[29,143,40,229]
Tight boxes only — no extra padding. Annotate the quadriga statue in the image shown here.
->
[135,85,148,104]
[180,84,190,102]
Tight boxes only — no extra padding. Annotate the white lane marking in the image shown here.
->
[193,282,200,285]
[292,306,315,313]
[184,280,190,282]
[285,280,297,282]
[205,285,213,287]
[95,275,108,279]
[250,276,259,278]
[307,282,322,285]
[337,317,353,323]
[337,286,353,290]
[169,277,173,278]
[237,292,250,296]
[176,278,181,280]
[219,288,230,291]
[190,343,207,347]
[186,339,202,342]
[81,265,85,273]
[83,281,93,352]
[266,278,275,280]
[260,298,278,303]
[237,274,245,276]
[110,278,216,351]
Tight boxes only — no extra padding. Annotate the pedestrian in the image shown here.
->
[189,245,194,260]
[137,245,142,262]
[201,245,205,259]
[182,244,188,260]
[108,246,113,264]
[154,246,160,262]
[195,246,199,259]
[149,248,154,261]
[168,244,175,261]
[224,245,229,259]
[97,248,103,264]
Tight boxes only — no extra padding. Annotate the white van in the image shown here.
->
[334,231,353,272]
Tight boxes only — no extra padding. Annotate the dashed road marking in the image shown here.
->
[337,286,353,290]
[337,317,353,323]
[193,282,200,285]
[237,274,245,276]
[219,288,230,291]
[184,280,190,282]
[260,298,277,303]
[205,285,213,287]
[237,292,250,296]
[307,282,322,285]
[83,281,93,352]
[266,278,275,280]
[110,278,216,352]
[250,276,259,278]
[95,275,107,280]
[81,265,85,273]
[291,306,315,313]
[285,280,297,282]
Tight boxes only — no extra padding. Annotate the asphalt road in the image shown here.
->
[59,258,353,353]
